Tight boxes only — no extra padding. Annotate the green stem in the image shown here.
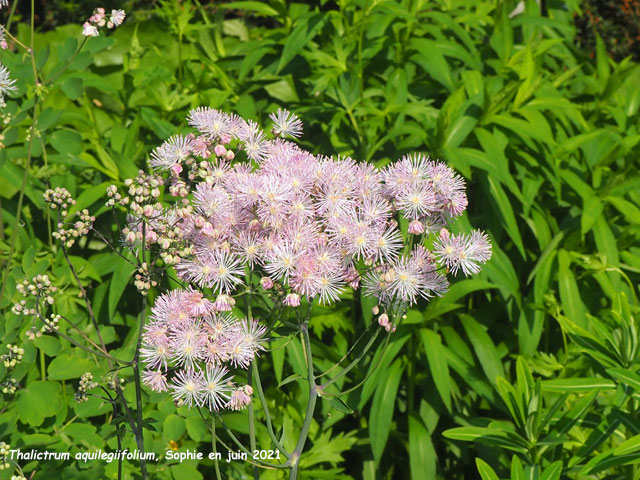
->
[248,366,259,480]
[320,327,380,389]
[39,349,45,380]
[289,324,317,480]
[252,361,290,458]
[212,417,221,480]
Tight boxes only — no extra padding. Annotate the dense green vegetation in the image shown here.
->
[1,1,639,479]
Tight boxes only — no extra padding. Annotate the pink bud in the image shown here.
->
[378,313,389,327]
[408,220,424,235]
[260,277,273,290]
[170,163,183,175]
[284,293,300,307]
[214,145,227,157]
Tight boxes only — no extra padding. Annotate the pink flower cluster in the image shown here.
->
[141,288,265,411]
[138,108,490,308]
[131,108,491,410]
[82,7,125,37]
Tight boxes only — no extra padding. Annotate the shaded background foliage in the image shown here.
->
[1,0,640,479]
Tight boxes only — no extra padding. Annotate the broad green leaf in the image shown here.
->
[277,13,327,73]
[614,435,640,456]
[16,381,63,426]
[460,314,504,385]
[221,1,278,16]
[607,368,640,392]
[48,354,94,380]
[542,378,615,392]
[557,250,587,328]
[370,359,403,465]
[163,414,186,442]
[108,255,135,320]
[539,461,562,480]
[419,329,452,412]
[488,176,525,259]
[476,458,500,480]
[409,415,436,480]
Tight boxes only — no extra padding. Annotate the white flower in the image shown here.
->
[0,63,17,101]
[109,9,126,28]
[269,108,303,138]
[82,22,99,37]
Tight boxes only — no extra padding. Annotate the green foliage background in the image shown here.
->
[1,0,640,479]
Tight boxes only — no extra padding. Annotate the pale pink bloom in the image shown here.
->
[213,294,235,312]
[269,108,303,138]
[169,321,207,368]
[142,369,168,392]
[284,293,300,307]
[228,385,253,410]
[109,9,126,27]
[378,313,389,328]
[82,22,99,37]
[434,229,492,276]
[260,276,273,290]
[140,344,170,370]
[170,368,204,407]
[408,220,424,235]
[149,135,192,171]
[200,365,234,411]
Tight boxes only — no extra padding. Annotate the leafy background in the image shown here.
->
[1,0,640,479]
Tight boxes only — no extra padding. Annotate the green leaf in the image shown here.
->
[108,256,135,320]
[163,414,186,442]
[16,381,63,426]
[185,416,207,443]
[541,378,616,392]
[277,13,327,73]
[221,1,279,16]
[370,359,403,465]
[33,336,61,356]
[476,458,500,480]
[460,314,504,385]
[488,176,525,259]
[615,435,640,456]
[607,368,640,392]
[557,249,587,328]
[48,354,94,380]
[539,460,562,480]
[50,129,83,156]
[22,245,36,272]
[419,329,452,412]
[409,415,436,480]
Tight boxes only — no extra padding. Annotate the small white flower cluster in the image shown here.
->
[371,305,397,333]
[53,209,95,248]
[25,313,60,340]
[134,262,158,296]
[1,344,23,368]
[82,7,126,37]
[44,188,96,248]
[1,378,18,395]
[43,187,75,215]
[0,441,10,470]
[75,372,98,403]
[106,184,129,207]
[124,175,163,217]
[12,274,57,317]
